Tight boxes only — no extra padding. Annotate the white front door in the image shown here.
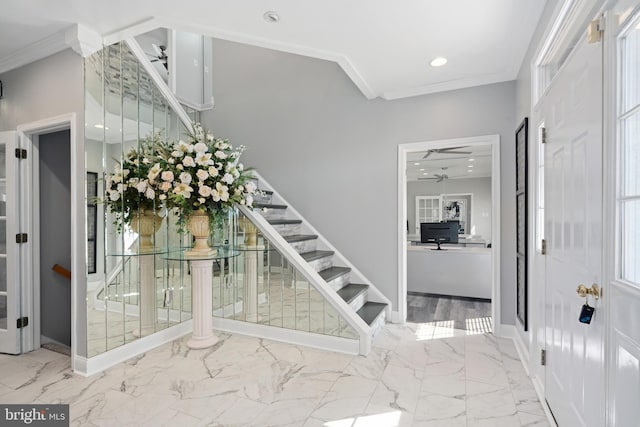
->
[0,131,22,354]
[543,24,604,426]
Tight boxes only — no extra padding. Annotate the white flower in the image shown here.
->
[198,197,205,204]
[196,169,209,181]
[161,171,174,182]
[245,195,254,207]
[160,182,172,192]
[142,157,151,164]
[214,150,227,159]
[182,156,196,167]
[108,190,120,201]
[179,172,192,184]
[148,163,161,181]
[173,183,193,198]
[222,173,234,185]
[245,181,257,194]
[199,185,212,197]
[171,150,182,158]
[117,183,125,193]
[112,173,123,184]
[159,194,167,201]
[145,187,155,200]
[206,132,214,142]
[176,164,184,170]
[123,169,130,177]
[168,158,175,164]
[238,163,244,171]
[194,142,208,153]
[208,166,219,177]
[195,152,213,166]
[135,180,148,193]
[177,140,190,153]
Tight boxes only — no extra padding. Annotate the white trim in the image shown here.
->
[212,317,360,356]
[77,321,193,376]
[397,135,500,328]
[0,30,68,74]
[64,24,103,58]
[16,113,82,371]
[239,205,372,355]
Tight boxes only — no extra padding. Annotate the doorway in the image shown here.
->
[37,130,72,354]
[397,135,501,330]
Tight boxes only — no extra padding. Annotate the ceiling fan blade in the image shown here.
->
[151,43,163,57]
[439,150,472,155]
[422,151,433,159]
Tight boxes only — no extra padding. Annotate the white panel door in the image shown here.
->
[0,131,21,354]
[543,29,604,426]
[415,196,441,233]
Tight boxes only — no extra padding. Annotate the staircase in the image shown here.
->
[253,190,388,337]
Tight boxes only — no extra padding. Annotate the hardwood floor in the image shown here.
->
[407,292,492,332]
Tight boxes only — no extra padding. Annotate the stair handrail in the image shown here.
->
[238,205,372,355]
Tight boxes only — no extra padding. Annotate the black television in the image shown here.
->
[420,221,459,250]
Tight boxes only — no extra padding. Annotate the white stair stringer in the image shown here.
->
[239,206,373,355]
[251,172,392,315]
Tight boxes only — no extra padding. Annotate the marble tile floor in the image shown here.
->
[0,324,549,426]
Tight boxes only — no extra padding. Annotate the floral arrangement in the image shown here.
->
[154,123,257,231]
[103,123,257,235]
[104,138,164,233]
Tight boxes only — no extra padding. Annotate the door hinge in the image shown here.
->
[14,148,27,159]
[541,349,547,366]
[541,127,547,144]
[541,239,547,255]
[16,317,29,328]
[588,17,604,43]
[15,233,28,244]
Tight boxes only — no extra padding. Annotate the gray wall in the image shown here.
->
[407,177,492,240]
[204,39,518,324]
[39,130,71,346]
[0,49,84,132]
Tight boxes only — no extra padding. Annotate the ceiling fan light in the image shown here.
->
[430,57,448,67]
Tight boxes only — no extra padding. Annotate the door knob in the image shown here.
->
[576,283,600,300]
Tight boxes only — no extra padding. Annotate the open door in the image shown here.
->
[0,131,22,354]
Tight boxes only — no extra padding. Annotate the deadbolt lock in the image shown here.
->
[576,283,600,300]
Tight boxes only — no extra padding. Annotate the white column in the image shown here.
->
[242,245,264,322]
[187,259,218,349]
[134,254,155,337]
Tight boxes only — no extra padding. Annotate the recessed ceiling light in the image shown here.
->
[423,172,428,175]
[430,57,448,67]
[414,162,420,166]
[468,169,473,172]
[420,168,425,171]
[468,164,474,168]
[263,11,280,23]
[94,124,104,129]
[468,158,475,162]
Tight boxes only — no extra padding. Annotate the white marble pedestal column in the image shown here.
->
[242,245,264,322]
[134,254,155,337]
[187,259,218,349]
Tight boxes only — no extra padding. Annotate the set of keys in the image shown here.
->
[577,283,599,324]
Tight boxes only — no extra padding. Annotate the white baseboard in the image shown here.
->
[212,317,360,355]
[389,310,402,323]
[73,321,193,377]
[531,374,556,426]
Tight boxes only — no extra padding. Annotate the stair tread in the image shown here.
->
[283,234,318,243]
[336,283,369,304]
[255,202,287,209]
[318,266,351,282]
[301,250,335,262]
[268,219,303,225]
[357,302,387,326]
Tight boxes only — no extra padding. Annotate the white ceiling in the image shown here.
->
[407,145,492,182]
[1,1,546,100]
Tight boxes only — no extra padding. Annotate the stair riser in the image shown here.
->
[290,239,317,254]
[369,308,386,337]
[327,273,350,292]
[272,223,301,236]
[307,256,333,272]
[348,292,367,312]
[253,193,272,204]
[259,208,286,220]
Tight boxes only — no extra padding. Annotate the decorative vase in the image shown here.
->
[186,210,217,256]
[130,209,163,252]
[238,215,258,246]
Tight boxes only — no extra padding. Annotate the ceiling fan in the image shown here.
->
[146,44,168,70]
[422,146,471,159]
[418,167,449,182]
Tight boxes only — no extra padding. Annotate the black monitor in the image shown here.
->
[420,221,459,250]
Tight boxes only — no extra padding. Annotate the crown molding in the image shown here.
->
[65,24,103,57]
[381,72,514,100]
[0,30,68,74]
